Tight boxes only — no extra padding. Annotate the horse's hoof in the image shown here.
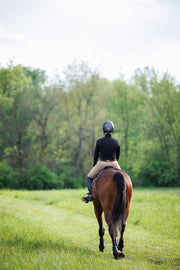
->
[119,251,125,258]
[114,251,125,260]
[99,245,105,252]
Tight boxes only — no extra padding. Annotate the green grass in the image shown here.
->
[0,188,180,270]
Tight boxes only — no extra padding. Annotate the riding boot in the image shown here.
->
[82,177,93,203]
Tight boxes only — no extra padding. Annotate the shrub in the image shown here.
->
[57,165,85,189]
[26,163,61,190]
[138,159,177,187]
[0,161,14,188]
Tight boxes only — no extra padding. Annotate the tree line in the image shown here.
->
[0,61,179,189]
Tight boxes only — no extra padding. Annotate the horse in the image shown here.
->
[92,167,133,259]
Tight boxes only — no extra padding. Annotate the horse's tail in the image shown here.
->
[111,172,126,225]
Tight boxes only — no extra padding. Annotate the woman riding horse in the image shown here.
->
[82,121,133,259]
[82,120,121,203]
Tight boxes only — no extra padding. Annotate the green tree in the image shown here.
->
[110,79,146,181]
[22,66,47,86]
[62,61,110,177]
[134,68,180,186]
[25,84,63,165]
[0,64,31,167]
[146,74,180,183]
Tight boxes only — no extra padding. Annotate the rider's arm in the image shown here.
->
[93,141,100,166]
[116,141,120,160]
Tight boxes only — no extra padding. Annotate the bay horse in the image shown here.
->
[92,167,133,259]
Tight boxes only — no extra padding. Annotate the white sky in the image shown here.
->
[0,0,180,82]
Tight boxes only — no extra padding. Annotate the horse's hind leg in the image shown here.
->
[108,221,123,259]
[118,220,126,257]
[94,204,105,252]
[118,208,130,254]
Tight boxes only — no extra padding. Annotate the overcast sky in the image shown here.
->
[0,0,180,81]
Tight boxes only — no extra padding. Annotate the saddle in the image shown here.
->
[92,166,114,185]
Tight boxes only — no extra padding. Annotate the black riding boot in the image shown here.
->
[82,177,93,203]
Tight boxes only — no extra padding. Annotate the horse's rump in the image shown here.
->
[93,167,130,225]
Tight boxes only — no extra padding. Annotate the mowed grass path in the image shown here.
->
[0,188,180,270]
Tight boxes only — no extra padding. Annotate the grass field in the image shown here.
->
[0,188,180,270]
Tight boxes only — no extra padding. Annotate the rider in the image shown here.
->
[82,120,121,203]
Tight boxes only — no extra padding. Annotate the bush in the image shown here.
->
[0,161,14,188]
[138,159,177,187]
[0,161,85,190]
[26,163,62,190]
[57,165,85,189]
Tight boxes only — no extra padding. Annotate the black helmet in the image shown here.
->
[103,121,114,133]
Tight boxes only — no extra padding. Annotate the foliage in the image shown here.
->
[132,67,180,186]
[56,165,85,189]
[110,79,146,180]
[138,159,177,187]
[25,163,62,190]
[0,63,179,189]
[0,161,14,188]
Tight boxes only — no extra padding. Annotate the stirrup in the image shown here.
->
[81,194,93,203]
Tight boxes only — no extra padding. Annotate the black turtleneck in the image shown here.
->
[93,133,120,166]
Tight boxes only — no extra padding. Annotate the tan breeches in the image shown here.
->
[88,160,121,178]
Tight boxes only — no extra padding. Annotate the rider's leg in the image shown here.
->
[82,160,120,203]
[87,176,93,195]
[82,162,102,203]
[82,177,93,203]
[110,160,121,170]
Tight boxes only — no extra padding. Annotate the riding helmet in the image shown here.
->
[103,121,114,133]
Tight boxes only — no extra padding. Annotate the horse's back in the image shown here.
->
[93,167,116,211]
[93,167,132,195]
